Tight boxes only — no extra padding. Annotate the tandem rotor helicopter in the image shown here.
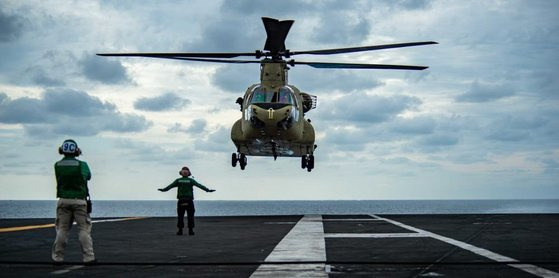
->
[98,17,436,172]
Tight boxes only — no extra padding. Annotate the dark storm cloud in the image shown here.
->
[0,89,151,136]
[455,81,514,103]
[0,6,26,42]
[80,54,130,84]
[321,93,421,124]
[134,93,191,112]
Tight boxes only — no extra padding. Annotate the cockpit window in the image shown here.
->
[249,86,296,106]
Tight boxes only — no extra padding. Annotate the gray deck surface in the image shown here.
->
[1,214,558,277]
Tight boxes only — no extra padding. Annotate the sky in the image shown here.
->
[0,0,558,200]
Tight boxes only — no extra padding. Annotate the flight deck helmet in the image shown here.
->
[58,139,81,157]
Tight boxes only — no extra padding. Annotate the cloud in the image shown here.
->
[0,89,151,136]
[312,13,370,45]
[194,126,232,153]
[211,64,260,93]
[320,93,421,124]
[0,92,46,123]
[80,54,130,84]
[0,6,26,42]
[390,116,436,135]
[168,119,207,133]
[455,81,514,103]
[134,93,191,112]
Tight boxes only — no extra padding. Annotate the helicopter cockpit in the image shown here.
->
[249,86,296,106]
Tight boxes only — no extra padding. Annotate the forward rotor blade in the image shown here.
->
[290,41,438,56]
[262,17,294,53]
[292,61,428,70]
[96,52,258,59]
[133,56,262,64]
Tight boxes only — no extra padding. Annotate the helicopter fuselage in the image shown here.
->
[230,61,316,158]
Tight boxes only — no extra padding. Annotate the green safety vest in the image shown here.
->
[161,177,210,199]
[54,156,91,199]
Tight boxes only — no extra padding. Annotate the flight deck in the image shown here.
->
[1,214,558,277]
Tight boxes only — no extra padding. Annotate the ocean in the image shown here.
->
[1,199,559,219]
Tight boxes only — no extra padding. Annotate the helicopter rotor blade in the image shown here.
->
[116,56,263,64]
[290,41,438,56]
[96,52,259,59]
[262,17,294,54]
[291,61,428,70]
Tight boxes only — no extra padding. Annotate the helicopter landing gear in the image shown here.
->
[231,153,237,167]
[301,154,314,172]
[232,152,247,170]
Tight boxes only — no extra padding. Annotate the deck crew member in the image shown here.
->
[158,166,215,235]
[52,139,95,264]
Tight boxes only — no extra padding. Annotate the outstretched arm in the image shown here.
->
[158,180,177,192]
[192,179,215,192]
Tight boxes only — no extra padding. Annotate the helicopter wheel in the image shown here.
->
[301,156,307,169]
[239,153,247,170]
[231,153,238,167]
[306,154,314,172]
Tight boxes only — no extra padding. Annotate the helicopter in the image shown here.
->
[98,17,436,172]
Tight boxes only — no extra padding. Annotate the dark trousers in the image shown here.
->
[177,199,195,229]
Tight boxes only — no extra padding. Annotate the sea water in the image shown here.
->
[1,199,559,219]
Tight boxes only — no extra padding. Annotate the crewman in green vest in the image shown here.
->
[158,166,215,235]
[52,139,95,264]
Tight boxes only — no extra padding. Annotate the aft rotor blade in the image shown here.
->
[290,41,438,56]
[292,61,428,70]
[262,17,294,53]
[96,52,258,59]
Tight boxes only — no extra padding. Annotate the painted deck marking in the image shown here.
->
[250,214,327,278]
[322,219,383,221]
[51,265,84,275]
[372,214,559,278]
[0,217,144,233]
[325,232,428,238]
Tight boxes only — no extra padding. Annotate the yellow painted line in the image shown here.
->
[0,217,146,233]
[0,223,55,233]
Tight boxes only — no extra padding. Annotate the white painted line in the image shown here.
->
[51,265,84,275]
[322,219,383,221]
[325,233,428,238]
[250,215,327,278]
[372,214,559,278]
[91,217,144,224]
